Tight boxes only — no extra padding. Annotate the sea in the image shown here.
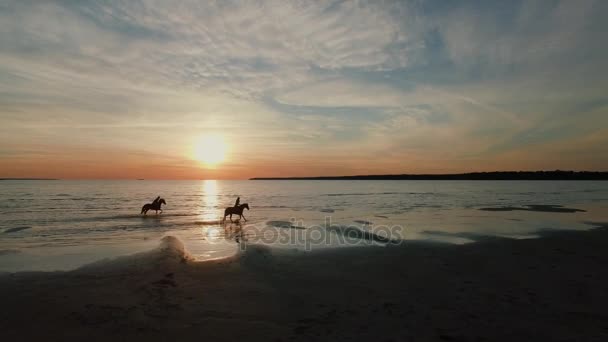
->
[1,180,607,272]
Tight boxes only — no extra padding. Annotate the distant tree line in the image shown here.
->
[251,171,608,180]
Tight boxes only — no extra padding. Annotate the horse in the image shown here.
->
[141,198,166,215]
[223,203,249,222]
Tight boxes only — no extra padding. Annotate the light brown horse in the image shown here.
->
[223,203,249,222]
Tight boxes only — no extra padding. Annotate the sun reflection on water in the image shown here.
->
[199,180,222,241]
[201,180,219,220]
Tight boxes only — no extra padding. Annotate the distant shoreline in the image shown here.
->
[251,171,608,180]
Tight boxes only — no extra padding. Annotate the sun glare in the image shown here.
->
[193,134,228,167]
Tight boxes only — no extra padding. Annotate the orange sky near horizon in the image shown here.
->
[1,134,607,179]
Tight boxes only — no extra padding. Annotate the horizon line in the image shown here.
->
[3,170,608,181]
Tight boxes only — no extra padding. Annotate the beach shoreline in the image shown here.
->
[1,224,608,341]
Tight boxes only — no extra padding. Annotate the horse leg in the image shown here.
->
[241,213,247,221]
[230,214,233,222]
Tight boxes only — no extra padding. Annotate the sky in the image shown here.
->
[0,0,607,179]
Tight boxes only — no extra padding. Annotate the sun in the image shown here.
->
[193,134,228,167]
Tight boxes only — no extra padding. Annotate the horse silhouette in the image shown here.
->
[141,198,166,215]
[223,203,249,222]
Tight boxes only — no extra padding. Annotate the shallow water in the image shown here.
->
[1,180,607,272]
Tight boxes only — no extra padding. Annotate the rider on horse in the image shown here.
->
[141,195,166,215]
[223,197,249,222]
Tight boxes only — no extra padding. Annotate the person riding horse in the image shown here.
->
[141,195,166,215]
[223,197,249,222]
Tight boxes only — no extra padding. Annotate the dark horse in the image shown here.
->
[141,198,166,215]
[223,203,249,222]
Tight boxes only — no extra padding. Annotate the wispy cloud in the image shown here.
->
[1,0,607,177]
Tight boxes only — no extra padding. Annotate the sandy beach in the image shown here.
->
[1,223,607,342]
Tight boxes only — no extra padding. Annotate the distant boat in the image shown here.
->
[137,179,145,181]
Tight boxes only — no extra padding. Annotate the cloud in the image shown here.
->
[0,0,607,177]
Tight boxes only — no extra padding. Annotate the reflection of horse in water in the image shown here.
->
[222,221,247,244]
[141,198,166,215]
[223,203,249,222]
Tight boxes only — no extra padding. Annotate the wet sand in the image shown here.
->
[2,224,608,341]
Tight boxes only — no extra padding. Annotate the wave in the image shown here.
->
[580,189,605,193]
[76,236,197,273]
[136,213,197,218]
[322,192,442,197]
[266,221,306,229]
[0,249,20,255]
[410,204,444,208]
[479,205,586,213]
[49,197,116,201]
[324,192,401,197]
[195,220,222,225]
[24,212,201,225]
[4,226,32,234]
[327,225,399,244]
[353,220,373,225]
